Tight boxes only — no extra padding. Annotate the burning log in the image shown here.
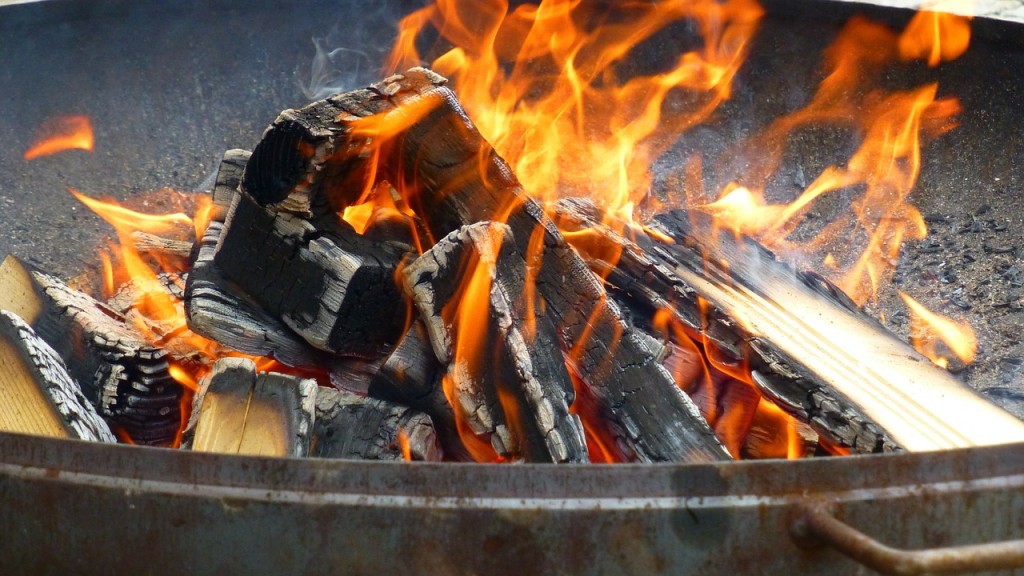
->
[403,221,589,463]
[551,198,898,454]
[214,190,409,357]
[312,386,442,461]
[0,256,182,445]
[184,149,322,367]
[183,357,316,457]
[243,68,729,463]
[0,310,116,442]
[556,198,1024,453]
[645,209,1024,452]
[185,220,324,367]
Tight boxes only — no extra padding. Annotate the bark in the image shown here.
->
[312,386,442,461]
[242,68,728,463]
[0,310,116,442]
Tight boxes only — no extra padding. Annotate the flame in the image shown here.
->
[397,429,413,461]
[441,226,504,462]
[899,11,971,67]
[899,291,977,368]
[24,115,94,160]
[388,0,763,215]
[71,189,295,444]
[700,15,964,306]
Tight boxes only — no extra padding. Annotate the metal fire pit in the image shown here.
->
[2,0,1024,574]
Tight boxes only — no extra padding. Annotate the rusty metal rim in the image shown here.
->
[4,431,1024,502]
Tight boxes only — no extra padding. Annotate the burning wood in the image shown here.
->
[0,310,115,442]
[242,68,729,463]
[0,256,182,445]
[184,357,315,457]
[403,221,589,463]
[312,387,442,461]
[7,0,1018,465]
[214,189,410,357]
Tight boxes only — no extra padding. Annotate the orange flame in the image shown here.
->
[397,429,413,461]
[700,15,965,306]
[899,291,977,368]
[24,115,95,160]
[899,11,971,67]
[388,0,763,215]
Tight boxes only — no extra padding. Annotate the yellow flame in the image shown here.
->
[24,115,94,160]
[899,291,977,367]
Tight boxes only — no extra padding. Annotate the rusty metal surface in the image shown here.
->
[1,431,1024,575]
[791,501,1024,574]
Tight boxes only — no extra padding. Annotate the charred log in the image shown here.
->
[0,256,182,445]
[312,386,442,461]
[403,222,588,463]
[213,190,408,357]
[242,68,728,463]
[0,310,116,442]
[183,357,316,456]
[184,220,323,367]
[210,149,251,223]
[551,199,902,453]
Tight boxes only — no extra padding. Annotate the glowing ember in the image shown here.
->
[900,291,978,368]
[23,115,94,160]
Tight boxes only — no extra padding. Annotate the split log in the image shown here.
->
[0,310,116,442]
[213,190,409,357]
[403,222,589,463]
[183,357,316,457]
[550,198,902,453]
[0,256,182,446]
[242,68,728,463]
[312,386,442,461]
[331,320,470,461]
[184,220,324,367]
[647,209,1024,452]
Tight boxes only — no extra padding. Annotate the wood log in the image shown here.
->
[184,220,324,367]
[242,68,728,463]
[311,386,442,461]
[183,357,316,456]
[213,189,409,357]
[403,222,589,463]
[210,149,251,223]
[646,209,1024,452]
[0,310,116,442]
[331,320,470,461]
[0,256,182,446]
[551,199,903,453]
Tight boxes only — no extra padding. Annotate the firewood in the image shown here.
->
[550,198,902,453]
[213,190,409,357]
[0,256,182,445]
[129,231,193,259]
[210,149,250,223]
[311,386,442,461]
[0,310,116,442]
[183,357,316,456]
[403,222,589,463]
[242,68,728,463]
[567,204,1024,452]
[184,220,324,367]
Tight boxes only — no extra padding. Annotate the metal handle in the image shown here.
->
[789,501,1024,575]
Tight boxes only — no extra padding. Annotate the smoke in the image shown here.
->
[297,2,412,101]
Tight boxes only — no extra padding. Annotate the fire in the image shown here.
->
[698,15,962,306]
[23,115,94,160]
[388,0,764,214]
[900,291,977,368]
[899,11,972,66]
